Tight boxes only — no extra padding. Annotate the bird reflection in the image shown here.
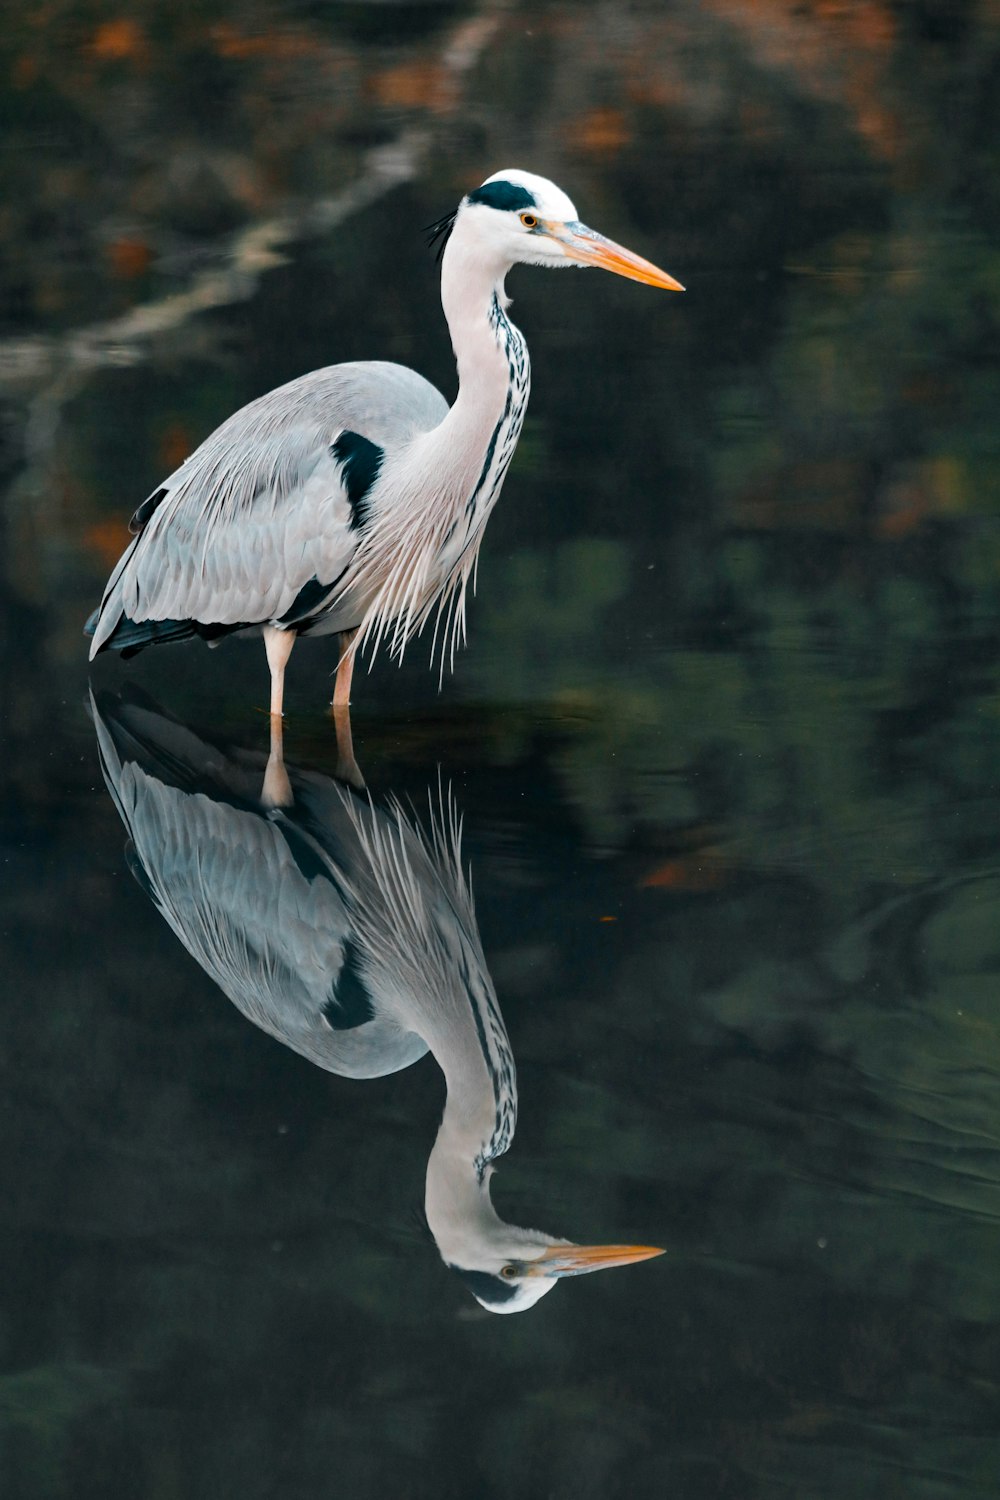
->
[91,693,661,1314]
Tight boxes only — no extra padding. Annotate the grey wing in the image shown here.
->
[89,360,448,655]
[93,708,429,1079]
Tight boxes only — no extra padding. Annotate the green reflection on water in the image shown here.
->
[2,0,1000,1495]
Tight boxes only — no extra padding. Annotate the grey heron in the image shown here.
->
[85,169,683,716]
[92,691,663,1313]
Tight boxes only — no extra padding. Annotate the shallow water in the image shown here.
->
[3,2,1000,1496]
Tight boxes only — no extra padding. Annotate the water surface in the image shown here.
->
[2,2,1000,1496]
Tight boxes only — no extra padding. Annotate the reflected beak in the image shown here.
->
[547,220,684,291]
[525,1243,665,1278]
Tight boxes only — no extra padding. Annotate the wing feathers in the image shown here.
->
[89,361,448,650]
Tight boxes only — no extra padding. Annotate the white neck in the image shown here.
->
[424,1089,511,1269]
[351,216,531,663]
[406,216,531,514]
[442,230,520,412]
[424,1115,504,1268]
[417,966,518,1266]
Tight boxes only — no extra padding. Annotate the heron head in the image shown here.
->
[446,1226,664,1316]
[443,168,683,291]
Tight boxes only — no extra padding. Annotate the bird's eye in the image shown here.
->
[519,213,538,229]
[500,1264,518,1279]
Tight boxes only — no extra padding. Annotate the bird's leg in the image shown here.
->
[331,627,359,710]
[330,628,363,787]
[332,702,365,790]
[263,625,296,719]
[261,709,294,810]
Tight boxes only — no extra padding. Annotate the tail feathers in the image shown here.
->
[86,607,197,659]
[86,535,141,659]
[86,535,240,659]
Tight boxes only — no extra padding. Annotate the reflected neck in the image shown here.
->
[419,974,518,1265]
[424,1113,508,1266]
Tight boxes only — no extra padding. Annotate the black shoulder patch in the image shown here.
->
[322,940,376,1032]
[447,1266,520,1306]
[331,430,383,531]
[129,486,169,536]
[466,181,537,213]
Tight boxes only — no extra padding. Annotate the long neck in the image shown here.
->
[350,223,531,661]
[422,959,517,1182]
[420,966,518,1265]
[382,228,530,539]
[436,229,531,507]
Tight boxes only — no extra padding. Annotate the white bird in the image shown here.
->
[92,691,663,1314]
[85,169,683,715]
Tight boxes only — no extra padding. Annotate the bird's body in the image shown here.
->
[92,691,662,1312]
[86,170,681,712]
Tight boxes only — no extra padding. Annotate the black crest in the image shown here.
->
[425,179,539,263]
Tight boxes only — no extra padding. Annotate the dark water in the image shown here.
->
[3,3,1000,1496]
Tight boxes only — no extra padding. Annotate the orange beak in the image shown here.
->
[524,1242,665,1278]
[547,220,684,291]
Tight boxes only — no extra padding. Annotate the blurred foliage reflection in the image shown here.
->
[2,0,1000,1496]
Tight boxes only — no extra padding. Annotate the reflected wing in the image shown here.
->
[92,695,429,1079]
[328,780,518,1168]
[88,360,448,655]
